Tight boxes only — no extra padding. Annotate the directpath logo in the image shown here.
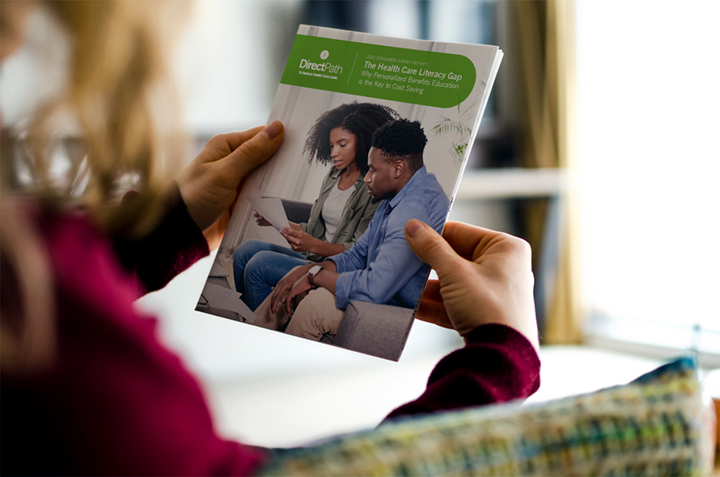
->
[298,49,343,75]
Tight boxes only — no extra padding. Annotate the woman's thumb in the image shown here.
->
[405,219,460,277]
[231,121,285,176]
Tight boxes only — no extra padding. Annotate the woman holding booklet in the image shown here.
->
[233,101,399,310]
[0,2,540,475]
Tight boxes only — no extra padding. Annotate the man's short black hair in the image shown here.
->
[371,119,427,172]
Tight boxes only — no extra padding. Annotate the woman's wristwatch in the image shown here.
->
[307,265,323,289]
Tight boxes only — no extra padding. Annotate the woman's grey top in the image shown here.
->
[300,167,380,262]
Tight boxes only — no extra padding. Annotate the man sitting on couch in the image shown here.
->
[252,119,450,340]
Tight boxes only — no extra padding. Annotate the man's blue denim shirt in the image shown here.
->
[329,166,449,310]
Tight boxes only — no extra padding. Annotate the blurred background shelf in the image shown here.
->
[456,167,567,201]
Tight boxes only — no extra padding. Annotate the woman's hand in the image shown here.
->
[405,219,539,350]
[270,263,314,314]
[279,226,321,253]
[177,121,284,233]
[253,211,272,227]
[285,222,302,232]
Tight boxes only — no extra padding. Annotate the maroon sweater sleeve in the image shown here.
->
[383,324,540,421]
[1,212,264,476]
[112,185,210,292]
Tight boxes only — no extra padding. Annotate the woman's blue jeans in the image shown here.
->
[232,240,307,311]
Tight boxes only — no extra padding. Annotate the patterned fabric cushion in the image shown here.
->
[259,357,707,476]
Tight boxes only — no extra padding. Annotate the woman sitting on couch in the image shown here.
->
[1,2,540,475]
[233,101,398,310]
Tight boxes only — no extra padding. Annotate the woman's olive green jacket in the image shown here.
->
[300,167,380,262]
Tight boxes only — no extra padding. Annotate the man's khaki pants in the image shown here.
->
[252,288,345,340]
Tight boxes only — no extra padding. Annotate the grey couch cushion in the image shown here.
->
[280,199,313,224]
[322,301,415,361]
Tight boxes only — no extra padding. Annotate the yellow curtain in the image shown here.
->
[511,0,581,344]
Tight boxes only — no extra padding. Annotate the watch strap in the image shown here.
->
[307,265,322,289]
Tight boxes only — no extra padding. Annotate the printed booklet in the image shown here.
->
[195,25,503,361]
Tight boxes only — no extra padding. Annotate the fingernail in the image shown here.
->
[264,121,282,140]
[405,219,425,238]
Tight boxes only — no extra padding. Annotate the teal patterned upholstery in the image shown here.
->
[260,357,707,476]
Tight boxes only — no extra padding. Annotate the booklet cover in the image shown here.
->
[195,25,502,361]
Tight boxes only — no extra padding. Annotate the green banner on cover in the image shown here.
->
[280,35,477,108]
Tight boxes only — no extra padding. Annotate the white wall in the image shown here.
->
[174,0,303,135]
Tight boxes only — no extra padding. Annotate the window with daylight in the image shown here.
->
[575,0,720,365]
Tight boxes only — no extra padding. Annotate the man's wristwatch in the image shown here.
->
[307,265,323,289]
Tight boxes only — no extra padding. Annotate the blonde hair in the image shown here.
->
[1,0,190,374]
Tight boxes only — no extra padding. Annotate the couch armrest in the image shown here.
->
[329,301,415,361]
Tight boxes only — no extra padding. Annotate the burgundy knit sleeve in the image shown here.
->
[113,185,210,292]
[383,324,540,421]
